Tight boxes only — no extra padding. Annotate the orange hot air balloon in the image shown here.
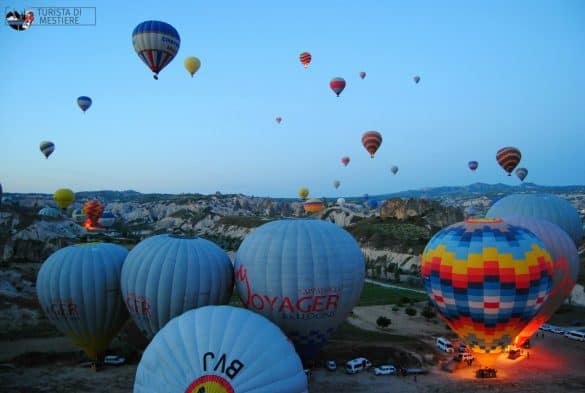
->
[83,200,104,228]
[303,198,324,213]
[496,147,521,176]
[299,52,311,68]
[361,131,382,158]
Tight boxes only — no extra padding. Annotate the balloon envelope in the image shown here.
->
[298,187,309,200]
[496,147,521,175]
[40,141,55,159]
[132,20,180,78]
[234,219,365,361]
[390,166,398,175]
[515,167,528,182]
[184,56,201,77]
[337,197,345,206]
[329,77,346,97]
[341,156,350,166]
[134,306,308,393]
[361,131,382,158]
[359,71,366,79]
[333,180,340,189]
[38,207,61,218]
[121,234,233,340]
[83,200,104,227]
[36,243,129,360]
[413,75,421,83]
[303,198,324,213]
[77,96,92,112]
[98,211,116,227]
[53,188,75,209]
[503,216,580,346]
[299,51,311,68]
[468,161,478,171]
[421,218,553,356]
[276,116,282,124]
[486,193,584,246]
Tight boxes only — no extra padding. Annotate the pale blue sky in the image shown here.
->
[1,0,584,198]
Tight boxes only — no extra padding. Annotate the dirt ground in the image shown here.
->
[1,305,585,392]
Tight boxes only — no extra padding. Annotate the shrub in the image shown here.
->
[421,304,437,320]
[392,306,400,312]
[405,307,417,318]
[376,316,392,328]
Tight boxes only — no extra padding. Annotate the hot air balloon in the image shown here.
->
[134,306,308,393]
[184,56,201,77]
[40,141,55,159]
[515,167,528,182]
[298,187,309,200]
[121,234,233,340]
[337,197,345,206]
[299,51,311,68]
[390,166,399,175]
[468,161,478,171]
[98,211,116,228]
[486,193,584,246]
[72,208,87,224]
[333,180,340,189]
[83,200,104,228]
[234,219,365,361]
[132,20,181,80]
[368,200,379,209]
[341,156,350,166]
[361,131,382,158]
[503,216,580,347]
[77,96,92,113]
[36,243,129,362]
[413,75,421,84]
[330,77,346,97]
[421,218,553,363]
[38,207,61,218]
[496,147,521,176]
[303,198,324,213]
[276,117,282,124]
[359,71,366,79]
[53,188,75,210]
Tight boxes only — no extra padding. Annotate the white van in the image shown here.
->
[436,337,454,353]
[564,330,585,342]
[345,357,372,374]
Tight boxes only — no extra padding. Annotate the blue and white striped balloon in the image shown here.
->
[132,20,180,79]
[121,234,233,340]
[77,96,92,113]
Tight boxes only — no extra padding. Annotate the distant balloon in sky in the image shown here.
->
[361,131,382,158]
[132,20,180,80]
[39,141,55,159]
[83,200,104,227]
[276,116,282,124]
[333,180,340,189]
[390,166,399,175]
[184,56,201,77]
[121,234,233,340]
[413,75,421,84]
[134,306,308,393]
[359,71,366,79]
[53,188,74,210]
[303,198,324,213]
[496,147,521,176]
[468,161,478,171]
[486,193,584,246]
[341,156,350,166]
[515,167,528,182]
[37,243,129,361]
[330,77,346,97]
[77,96,92,113]
[298,187,309,200]
[504,216,579,347]
[234,219,365,361]
[299,51,311,68]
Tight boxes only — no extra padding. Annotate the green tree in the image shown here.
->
[376,316,392,328]
[405,307,417,318]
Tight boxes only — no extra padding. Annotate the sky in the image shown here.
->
[1,0,584,198]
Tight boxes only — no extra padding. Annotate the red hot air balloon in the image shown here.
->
[330,77,346,97]
[275,117,282,124]
[83,200,104,229]
[359,71,366,79]
[361,131,382,158]
[496,147,521,176]
[341,156,350,166]
[299,52,311,68]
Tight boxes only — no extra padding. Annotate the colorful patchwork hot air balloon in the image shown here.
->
[362,131,382,158]
[134,306,308,393]
[341,156,350,166]
[36,243,129,361]
[330,77,346,97]
[299,51,311,68]
[121,234,233,340]
[303,198,324,213]
[184,56,201,77]
[390,166,399,175]
[496,147,521,176]
[234,219,365,361]
[359,71,366,79]
[77,96,92,113]
[503,216,579,347]
[515,167,528,182]
[132,20,181,80]
[468,161,478,171]
[83,200,104,227]
[421,218,553,360]
[487,193,584,246]
[40,141,55,159]
[53,188,74,210]
[333,180,340,189]
[298,187,309,200]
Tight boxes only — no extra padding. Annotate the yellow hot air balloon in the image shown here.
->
[54,188,75,210]
[184,56,201,77]
[298,187,309,200]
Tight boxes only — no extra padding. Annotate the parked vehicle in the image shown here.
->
[508,349,522,360]
[326,360,337,371]
[539,324,551,332]
[455,352,475,362]
[550,326,565,334]
[476,368,497,378]
[345,358,372,374]
[104,355,125,366]
[457,343,469,353]
[564,330,585,342]
[436,337,454,353]
[374,365,397,376]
